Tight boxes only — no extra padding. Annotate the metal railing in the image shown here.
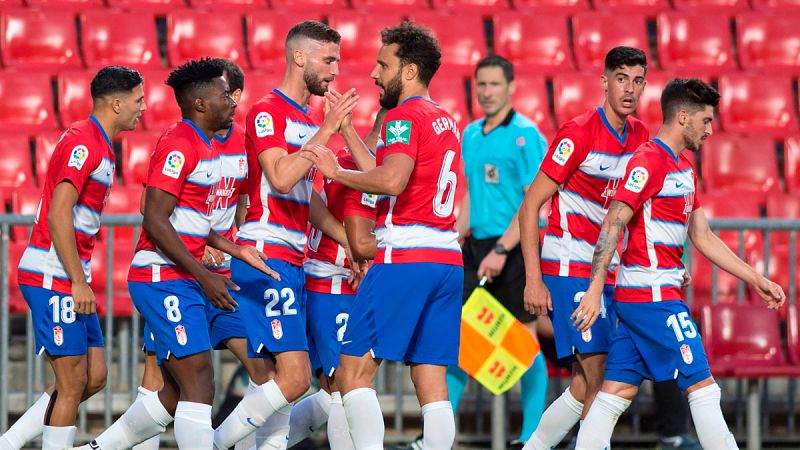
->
[1,215,799,448]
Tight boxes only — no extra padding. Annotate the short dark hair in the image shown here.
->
[660,78,721,122]
[381,21,442,87]
[166,58,226,109]
[475,55,514,83]
[605,46,648,74]
[286,20,341,46]
[90,66,143,100]
[217,58,244,93]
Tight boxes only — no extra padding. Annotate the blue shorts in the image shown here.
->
[21,285,104,357]
[142,321,156,353]
[231,258,308,357]
[605,300,711,391]
[205,289,246,350]
[307,291,354,376]
[544,275,615,363]
[129,279,212,364]
[342,263,463,366]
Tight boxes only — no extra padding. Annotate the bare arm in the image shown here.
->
[455,189,470,241]
[338,106,387,172]
[49,182,95,314]
[301,145,414,196]
[573,200,635,331]
[234,194,248,228]
[519,172,560,316]
[309,190,348,247]
[344,214,376,261]
[688,207,785,308]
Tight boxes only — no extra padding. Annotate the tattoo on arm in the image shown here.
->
[590,202,627,284]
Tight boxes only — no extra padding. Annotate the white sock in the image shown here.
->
[575,392,631,450]
[174,401,213,449]
[688,384,738,450]
[421,401,455,450]
[256,404,291,450]
[342,388,384,450]
[214,380,288,450]
[133,387,162,450]
[327,392,354,450]
[89,390,173,450]
[42,425,76,450]
[0,392,50,449]
[287,390,331,447]
[524,387,584,450]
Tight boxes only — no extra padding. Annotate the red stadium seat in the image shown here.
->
[552,73,606,127]
[513,0,589,12]
[657,13,736,75]
[785,135,800,193]
[10,187,41,242]
[233,72,283,127]
[330,68,383,130]
[246,11,324,71]
[737,13,800,73]
[765,192,800,248]
[429,0,511,13]
[105,0,187,12]
[93,242,137,317]
[166,11,247,68]
[140,70,181,131]
[672,0,748,11]
[269,0,347,12]
[7,243,29,314]
[718,74,798,137]
[700,134,779,198]
[410,12,486,67]
[472,72,553,132]
[748,244,798,313]
[121,131,160,186]
[0,133,34,199]
[350,0,429,10]
[0,0,23,7]
[24,0,104,9]
[0,72,58,133]
[635,71,677,134]
[493,12,573,74]
[751,0,800,10]
[328,12,404,66]
[187,0,267,10]
[35,132,65,184]
[81,11,161,70]
[571,13,651,71]
[592,0,669,14]
[57,71,94,129]
[101,185,143,242]
[429,74,470,131]
[0,10,81,70]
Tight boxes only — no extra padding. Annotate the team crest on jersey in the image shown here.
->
[271,319,283,340]
[552,138,574,166]
[680,343,693,364]
[386,120,412,145]
[255,112,274,138]
[516,136,525,146]
[162,151,185,179]
[361,193,378,208]
[175,324,188,346]
[53,326,64,346]
[68,145,89,170]
[238,157,247,177]
[624,167,649,193]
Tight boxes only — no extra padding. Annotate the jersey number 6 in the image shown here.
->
[433,149,457,218]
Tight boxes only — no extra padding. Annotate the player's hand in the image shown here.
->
[477,251,507,283]
[571,290,602,332]
[681,271,692,289]
[326,90,354,131]
[300,144,340,180]
[233,245,281,281]
[202,245,226,267]
[322,89,359,134]
[524,277,551,316]
[752,275,786,310]
[72,280,96,315]
[198,271,239,312]
[344,245,360,287]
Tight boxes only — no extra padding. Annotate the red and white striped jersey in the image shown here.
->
[238,89,319,266]
[613,139,700,303]
[374,96,463,266]
[18,116,116,294]
[539,107,649,283]
[208,124,248,277]
[304,147,378,295]
[128,119,221,283]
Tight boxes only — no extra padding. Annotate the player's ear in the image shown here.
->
[508,79,516,96]
[111,97,122,115]
[293,48,305,68]
[194,96,207,113]
[600,73,608,92]
[232,89,243,104]
[404,63,418,82]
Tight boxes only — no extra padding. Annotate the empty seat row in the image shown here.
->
[3,9,800,73]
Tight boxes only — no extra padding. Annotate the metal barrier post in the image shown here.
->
[1,223,9,431]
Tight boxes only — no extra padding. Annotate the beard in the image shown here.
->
[683,124,702,151]
[304,69,329,97]
[378,72,403,109]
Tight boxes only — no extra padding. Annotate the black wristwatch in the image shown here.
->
[493,242,510,255]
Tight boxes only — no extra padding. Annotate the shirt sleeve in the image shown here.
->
[612,152,665,212]
[538,122,590,185]
[145,136,199,197]
[53,137,102,193]
[381,108,419,161]
[343,187,378,220]
[692,169,702,211]
[247,102,288,157]
[519,125,548,187]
